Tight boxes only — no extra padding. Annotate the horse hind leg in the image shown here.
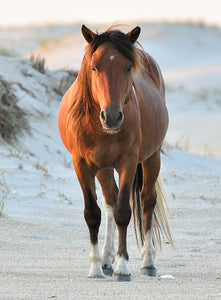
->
[96,169,118,276]
[113,154,138,282]
[140,150,161,277]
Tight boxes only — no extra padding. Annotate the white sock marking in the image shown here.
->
[141,229,156,268]
[102,197,116,268]
[114,255,131,275]
[88,243,105,278]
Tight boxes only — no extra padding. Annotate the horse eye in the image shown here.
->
[91,66,97,72]
[126,64,132,73]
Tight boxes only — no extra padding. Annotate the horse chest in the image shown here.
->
[78,132,133,169]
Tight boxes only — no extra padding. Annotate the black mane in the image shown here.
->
[88,30,137,67]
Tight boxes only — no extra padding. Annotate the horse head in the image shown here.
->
[82,25,141,133]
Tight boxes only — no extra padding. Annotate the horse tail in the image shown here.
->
[131,163,145,247]
[131,165,174,249]
[153,173,174,248]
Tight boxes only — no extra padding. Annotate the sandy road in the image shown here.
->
[0,151,220,300]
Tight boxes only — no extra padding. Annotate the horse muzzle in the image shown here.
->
[100,107,124,133]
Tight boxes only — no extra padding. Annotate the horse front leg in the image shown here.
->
[114,154,138,281]
[96,169,118,276]
[73,158,105,278]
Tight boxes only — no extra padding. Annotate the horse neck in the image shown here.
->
[73,77,101,131]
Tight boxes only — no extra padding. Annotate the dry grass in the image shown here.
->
[0,47,14,57]
[0,172,9,217]
[195,87,221,105]
[33,161,50,177]
[54,70,78,97]
[30,55,46,74]
[0,77,29,142]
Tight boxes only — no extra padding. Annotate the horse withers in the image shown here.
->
[58,25,173,281]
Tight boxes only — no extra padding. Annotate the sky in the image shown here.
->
[1,0,221,27]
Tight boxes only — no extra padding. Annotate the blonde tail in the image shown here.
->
[152,173,174,248]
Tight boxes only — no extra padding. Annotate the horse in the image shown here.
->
[58,24,173,281]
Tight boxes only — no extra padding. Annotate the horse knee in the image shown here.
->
[114,205,131,227]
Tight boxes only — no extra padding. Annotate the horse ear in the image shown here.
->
[82,25,96,43]
[127,26,141,43]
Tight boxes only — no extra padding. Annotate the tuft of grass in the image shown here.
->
[30,55,46,74]
[0,47,14,57]
[58,192,72,205]
[163,136,191,152]
[7,147,23,159]
[195,87,221,105]
[33,161,50,177]
[0,172,9,217]
[54,70,78,97]
[165,84,186,93]
[0,77,29,142]
[62,152,72,168]
[0,199,4,217]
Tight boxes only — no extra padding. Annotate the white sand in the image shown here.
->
[0,23,220,299]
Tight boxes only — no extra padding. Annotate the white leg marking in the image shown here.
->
[88,243,105,278]
[114,255,131,275]
[102,197,116,268]
[141,229,156,268]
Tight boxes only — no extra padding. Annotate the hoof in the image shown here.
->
[113,273,131,282]
[140,267,156,277]
[88,265,106,278]
[102,266,113,276]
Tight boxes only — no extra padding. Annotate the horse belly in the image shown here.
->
[139,100,168,162]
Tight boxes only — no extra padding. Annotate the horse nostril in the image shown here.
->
[117,111,123,122]
[100,110,106,122]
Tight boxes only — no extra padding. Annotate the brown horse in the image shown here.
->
[58,25,173,281]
